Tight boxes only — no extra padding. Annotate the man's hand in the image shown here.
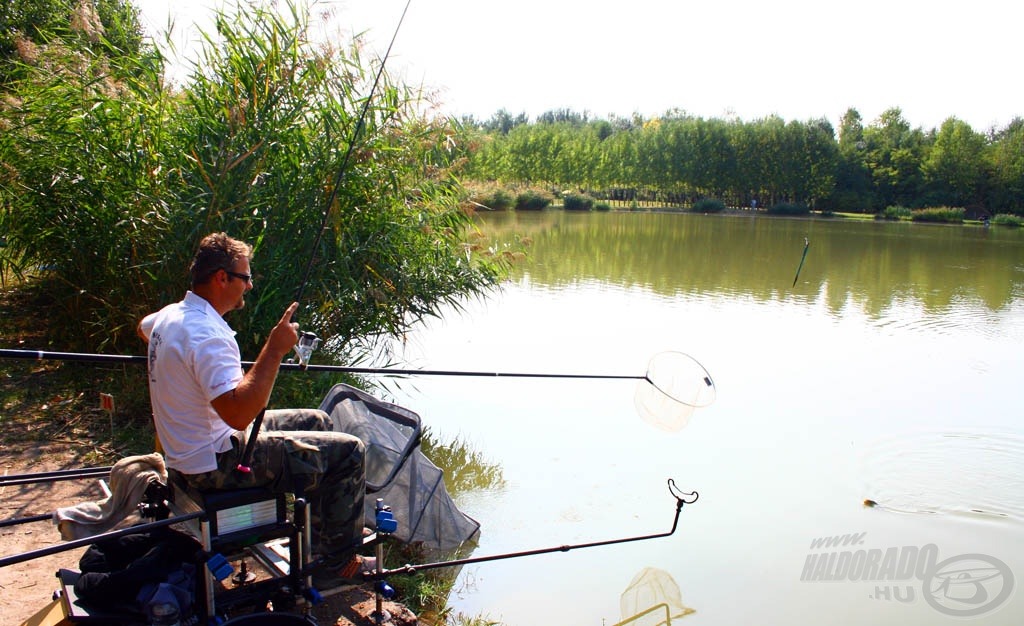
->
[266,302,300,359]
[211,301,301,430]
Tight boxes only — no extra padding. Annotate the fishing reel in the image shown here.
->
[290,331,320,369]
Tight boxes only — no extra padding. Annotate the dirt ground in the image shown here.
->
[0,445,421,626]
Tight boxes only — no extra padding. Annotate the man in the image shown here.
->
[138,232,372,586]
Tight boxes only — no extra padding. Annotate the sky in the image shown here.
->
[137,0,1022,132]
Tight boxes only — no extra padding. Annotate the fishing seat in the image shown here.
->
[156,384,425,619]
[166,471,290,546]
[165,470,308,621]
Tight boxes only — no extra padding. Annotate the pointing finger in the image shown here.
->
[281,301,299,323]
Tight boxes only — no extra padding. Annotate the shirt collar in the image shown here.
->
[183,291,235,334]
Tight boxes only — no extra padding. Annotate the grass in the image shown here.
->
[878,205,913,220]
[833,211,877,220]
[911,206,965,223]
[992,213,1023,227]
[0,283,155,465]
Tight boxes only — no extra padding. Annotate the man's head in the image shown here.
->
[189,232,253,314]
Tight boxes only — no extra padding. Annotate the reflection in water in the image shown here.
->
[614,567,695,625]
[477,211,1024,317]
[419,429,506,496]
[859,430,1024,521]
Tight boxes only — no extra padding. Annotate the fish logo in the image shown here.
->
[923,553,1014,617]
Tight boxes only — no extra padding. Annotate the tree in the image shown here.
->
[459,105,1024,215]
[483,108,528,135]
[750,115,788,205]
[730,120,768,206]
[988,118,1024,214]
[837,108,865,150]
[921,117,988,208]
[862,108,926,209]
[536,108,589,126]
[795,118,839,207]
[829,108,874,212]
[682,117,736,202]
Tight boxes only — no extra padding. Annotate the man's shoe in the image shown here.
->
[311,554,377,590]
[311,527,375,559]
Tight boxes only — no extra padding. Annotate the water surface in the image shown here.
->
[385,211,1024,625]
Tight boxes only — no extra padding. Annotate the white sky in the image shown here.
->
[137,0,1022,132]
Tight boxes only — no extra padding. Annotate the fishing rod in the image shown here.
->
[0,510,204,569]
[359,479,698,578]
[0,348,716,408]
[0,465,114,487]
[0,348,636,378]
[292,0,412,307]
[237,0,414,473]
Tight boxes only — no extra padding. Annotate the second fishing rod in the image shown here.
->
[0,348,716,409]
[237,0,413,473]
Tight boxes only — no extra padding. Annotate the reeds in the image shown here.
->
[0,1,507,399]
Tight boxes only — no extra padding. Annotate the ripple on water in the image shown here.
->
[869,299,1015,341]
[859,430,1024,524]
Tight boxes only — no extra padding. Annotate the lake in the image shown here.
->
[383,211,1024,626]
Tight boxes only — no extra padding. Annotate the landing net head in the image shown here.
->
[634,351,716,432]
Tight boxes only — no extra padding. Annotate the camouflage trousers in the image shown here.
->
[184,408,365,552]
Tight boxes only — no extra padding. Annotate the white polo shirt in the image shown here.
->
[139,291,242,474]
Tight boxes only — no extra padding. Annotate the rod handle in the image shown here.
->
[236,407,266,473]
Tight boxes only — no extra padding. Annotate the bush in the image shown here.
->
[766,202,810,216]
[911,207,965,223]
[0,0,507,367]
[515,189,553,211]
[992,213,1023,227]
[878,205,912,220]
[691,198,726,213]
[563,193,595,211]
[469,186,514,211]
[594,200,611,211]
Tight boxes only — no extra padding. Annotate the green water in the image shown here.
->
[483,210,1023,314]
[386,211,1024,626]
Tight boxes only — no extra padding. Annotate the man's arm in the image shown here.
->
[210,302,299,430]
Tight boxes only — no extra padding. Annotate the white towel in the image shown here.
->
[54,453,168,541]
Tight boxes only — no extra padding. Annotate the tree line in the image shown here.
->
[458,107,1024,216]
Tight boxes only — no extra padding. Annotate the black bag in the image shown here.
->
[74,527,202,611]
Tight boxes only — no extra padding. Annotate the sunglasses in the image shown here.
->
[224,269,252,283]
